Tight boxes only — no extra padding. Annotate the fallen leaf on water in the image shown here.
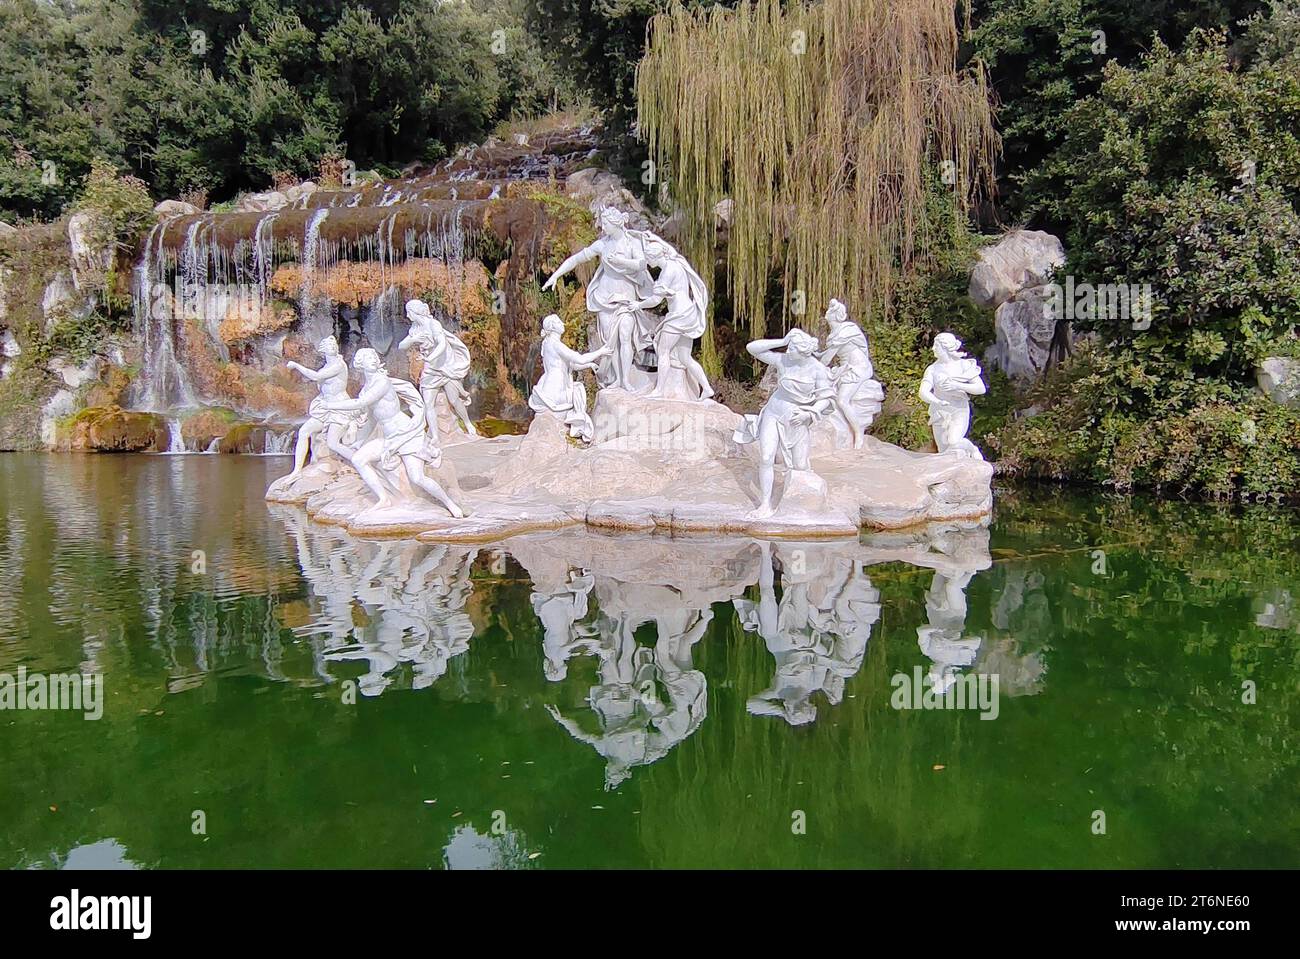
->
[49,805,57,812]
[423,799,437,805]
[932,764,946,771]
[528,852,541,860]
[452,811,462,818]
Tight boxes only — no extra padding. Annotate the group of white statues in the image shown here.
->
[278,205,986,519]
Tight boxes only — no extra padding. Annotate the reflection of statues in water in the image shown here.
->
[274,507,479,696]
[532,567,599,681]
[545,579,710,790]
[735,540,881,726]
[917,569,982,695]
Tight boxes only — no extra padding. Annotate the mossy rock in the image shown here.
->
[181,406,240,450]
[218,421,296,454]
[71,406,166,452]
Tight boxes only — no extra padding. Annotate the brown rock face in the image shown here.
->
[69,406,166,452]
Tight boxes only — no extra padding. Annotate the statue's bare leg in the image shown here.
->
[835,383,864,449]
[616,315,637,391]
[351,439,395,509]
[324,422,354,462]
[443,385,478,436]
[750,417,780,517]
[291,418,324,476]
[403,456,465,518]
[676,341,713,399]
[650,331,681,396]
[421,386,439,438]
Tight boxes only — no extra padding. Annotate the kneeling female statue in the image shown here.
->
[529,314,613,442]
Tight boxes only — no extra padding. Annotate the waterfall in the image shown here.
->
[131,222,196,412]
[165,418,186,454]
[204,438,220,454]
[263,429,295,455]
[299,210,330,343]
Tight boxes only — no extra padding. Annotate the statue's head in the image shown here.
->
[598,206,628,235]
[643,237,672,267]
[353,347,382,373]
[825,298,847,325]
[317,335,339,356]
[787,328,819,356]
[405,298,434,324]
[541,313,564,336]
[932,331,965,361]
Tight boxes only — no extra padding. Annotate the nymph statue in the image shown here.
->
[734,329,836,517]
[541,206,655,392]
[618,237,714,401]
[528,314,612,443]
[283,336,364,478]
[919,332,986,459]
[320,348,465,517]
[399,299,477,437]
[818,299,883,449]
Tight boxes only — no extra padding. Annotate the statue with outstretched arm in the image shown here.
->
[284,335,363,477]
[321,348,465,518]
[541,206,656,392]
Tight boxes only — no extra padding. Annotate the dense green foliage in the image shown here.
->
[989,21,1300,496]
[0,0,569,221]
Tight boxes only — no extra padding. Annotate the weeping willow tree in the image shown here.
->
[636,0,998,368]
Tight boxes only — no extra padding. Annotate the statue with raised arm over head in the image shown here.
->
[399,299,477,437]
[818,299,883,449]
[283,335,364,478]
[529,314,613,442]
[919,332,986,460]
[734,329,836,517]
[320,348,465,517]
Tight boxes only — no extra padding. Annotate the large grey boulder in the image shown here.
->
[154,199,200,219]
[564,168,650,229]
[969,230,1065,310]
[1256,356,1300,409]
[986,290,1061,383]
[67,210,114,290]
[233,190,290,214]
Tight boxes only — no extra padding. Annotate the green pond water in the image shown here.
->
[0,453,1296,869]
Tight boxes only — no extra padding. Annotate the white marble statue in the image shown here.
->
[541,206,657,392]
[617,237,714,401]
[917,568,982,696]
[919,332,986,459]
[734,329,836,517]
[399,298,477,436]
[283,336,364,478]
[320,347,465,517]
[528,314,612,442]
[818,299,883,449]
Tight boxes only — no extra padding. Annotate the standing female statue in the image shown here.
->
[619,237,714,401]
[529,314,613,442]
[399,299,477,436]
[919,332,986,459]
[541,207,656,392]
[734,329,836,517]
[817,299,883,449]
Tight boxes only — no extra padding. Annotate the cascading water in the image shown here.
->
[165,417,186,454]
[299,209,331,345]
[131,222,197,412]
[263,429,295,455]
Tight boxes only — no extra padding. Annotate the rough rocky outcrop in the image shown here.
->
[972,230,1068,384]
[564,168,650,229]
[1256,356,1300,409]
[63,405,166,452]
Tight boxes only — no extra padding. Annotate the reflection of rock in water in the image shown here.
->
[1254,588,1298,633]
[736,540,881,726]
[274,506,478,696]
[442,823,534,870]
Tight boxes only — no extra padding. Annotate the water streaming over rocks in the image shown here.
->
[127,126,605,440]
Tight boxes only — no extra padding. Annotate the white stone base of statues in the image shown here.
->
[267,385,993,541]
